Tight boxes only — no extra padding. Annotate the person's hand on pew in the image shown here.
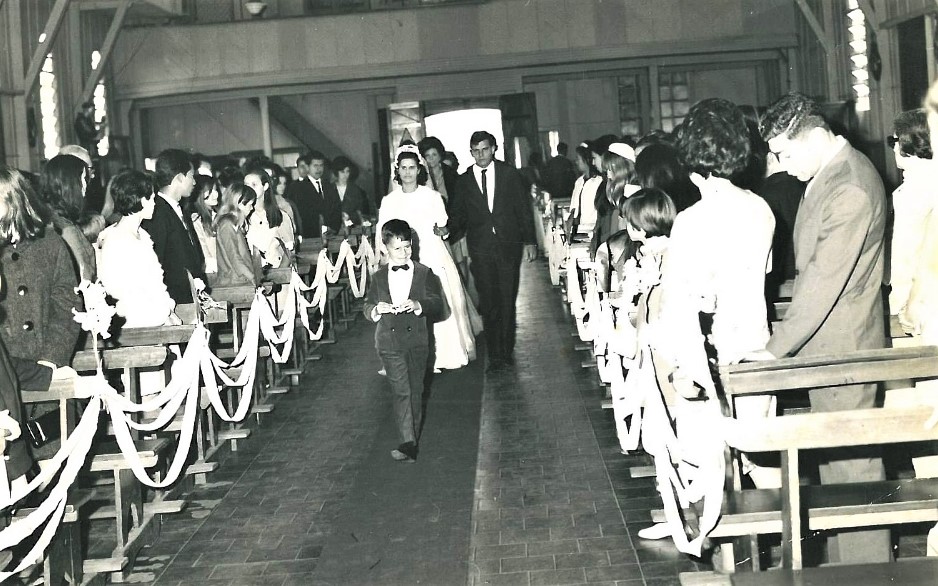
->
[740,349,776,363]
[668,367,706,400]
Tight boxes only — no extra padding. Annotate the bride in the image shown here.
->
[377,145,482,370]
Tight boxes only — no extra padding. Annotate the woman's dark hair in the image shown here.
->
[0,165,49,244]
[217,165,244,190]
[678,98,752,180]
[214,181,256,232]
[418,137,447,161]
[893,108,932,159]
[393,151,429,186]
[575,144,599,178]
[244,166,283,229]
[187,173,219,232]
[39,154,87,223]
[619,187,676,239]
[110,169,154,216]
[331,155,358,182]
[634,143,700,212]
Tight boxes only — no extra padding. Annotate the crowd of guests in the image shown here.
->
[0,144,379,499]
[553,91,938,563]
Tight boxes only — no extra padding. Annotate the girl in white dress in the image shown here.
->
[377,145,480,370]
[96,169,180,327]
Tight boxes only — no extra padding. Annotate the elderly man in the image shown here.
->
[755,92,889,564]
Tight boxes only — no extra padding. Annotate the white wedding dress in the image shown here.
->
[378,185,482,370]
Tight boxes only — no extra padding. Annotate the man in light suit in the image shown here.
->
[755,92,889,564]
[448,131,537,372]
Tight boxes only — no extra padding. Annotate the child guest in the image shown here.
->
[364,219,445,462]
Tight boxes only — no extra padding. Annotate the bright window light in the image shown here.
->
[847,0,870,112]
[39,54,59,160]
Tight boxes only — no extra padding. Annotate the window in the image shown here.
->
[658,72,690,132]
[847,0,870,112]
[617,75,643,138]
[91,50,109,157]
[38,54,60,160]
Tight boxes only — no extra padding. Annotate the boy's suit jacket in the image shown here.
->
[363,262,445,351]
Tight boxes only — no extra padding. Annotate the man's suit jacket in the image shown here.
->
[287,177,342,237]
[363,262,445,352]
[767,142,886,361]
[141,196,206,304]
[449,160,536,259]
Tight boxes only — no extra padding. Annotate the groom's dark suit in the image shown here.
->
[142,195,206,304]
[287,177,343,238]
[449,160,535,363]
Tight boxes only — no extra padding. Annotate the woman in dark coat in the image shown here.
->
[0,166,81,368]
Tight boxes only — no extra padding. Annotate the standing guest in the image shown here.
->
[566,142,603,240]
[186,173,220,276]
[0,166,80,368]
[587,135,619,255]
[73,101,105,157]
[38,154,97,281]
[142,148,206,304]
[364,219,445,463]
[752,91,889,564]
[449,131,536,372]
[633,142,700,213]
[541,141,578,201]
[96,169,180,327]
[332,155,374,226]
[593,142,639,265]
[245,167,292,269]
[756,151,804,297]
[212,182,262,288]
[268,163,301,238]
[287,150,343,238]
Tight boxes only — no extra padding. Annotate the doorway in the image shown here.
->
[424,108,505,173]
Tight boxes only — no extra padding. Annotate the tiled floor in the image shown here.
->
[112,260,701,585]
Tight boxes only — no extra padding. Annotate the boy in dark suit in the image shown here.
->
[364,219,445,462]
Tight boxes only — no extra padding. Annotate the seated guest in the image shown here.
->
[245,167,292,269]
[39,154,97,281]
[96,169,180,327]
[0,166,81,368]
[187,173,220,276]
[142,149,206,304]
[212,182,262,288]
[332,155,374,226]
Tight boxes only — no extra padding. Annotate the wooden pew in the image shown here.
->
[666,345,938,584]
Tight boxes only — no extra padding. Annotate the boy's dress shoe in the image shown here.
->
[391,442,417,462]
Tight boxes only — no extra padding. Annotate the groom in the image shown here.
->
[449,131,537,372]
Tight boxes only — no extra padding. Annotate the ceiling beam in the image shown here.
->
[856,0,879,29]
[793,0,833,54]
[79,0,132,104]
[22,0,72,99]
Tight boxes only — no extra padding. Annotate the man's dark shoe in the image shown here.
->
[391,442,417,462]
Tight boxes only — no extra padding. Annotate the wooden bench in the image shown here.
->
[666,345,938,583]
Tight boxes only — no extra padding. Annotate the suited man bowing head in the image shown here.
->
[288,150,343,238]
[449,130,537,372]
[142,148,206,305]
[752,92,889,565]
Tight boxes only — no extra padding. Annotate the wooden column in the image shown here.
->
[259,95,272,158]
[79,1,132,105]
[2,0,32,169]
[23,0,71,100]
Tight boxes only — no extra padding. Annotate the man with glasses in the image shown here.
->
[751,92,889,564]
